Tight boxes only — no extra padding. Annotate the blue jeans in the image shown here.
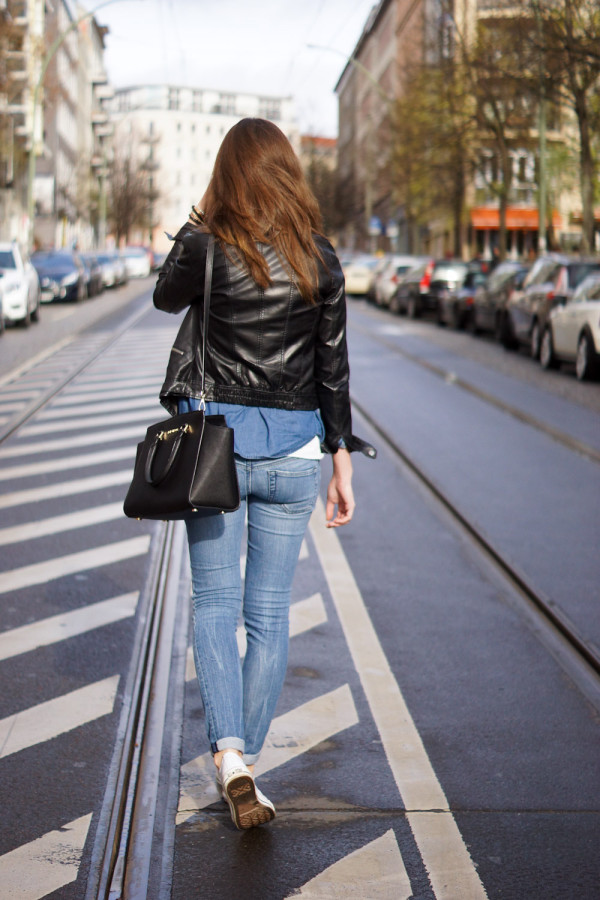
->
[186,455,321,765]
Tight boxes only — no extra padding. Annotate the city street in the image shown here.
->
[0,281,598,899]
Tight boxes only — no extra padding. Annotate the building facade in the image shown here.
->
[335,0,595,258]
[107,86,298,253]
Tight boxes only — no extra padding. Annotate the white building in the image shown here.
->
[108,85,298,253]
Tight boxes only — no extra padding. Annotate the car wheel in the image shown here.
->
[31,294,40,323]
[0,314,5,335]
[530,320,541,358]
[540,327,559,369]
[499,311,517,349]
[575,331,598,381]
[20,306,31,328]
[407,296,420,319]
[451,305,464,330]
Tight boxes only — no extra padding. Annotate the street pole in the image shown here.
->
[26,0,139,251]
[534,1,547,254]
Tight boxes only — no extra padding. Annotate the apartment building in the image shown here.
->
[335,0,592,258]
[107,86,298,253]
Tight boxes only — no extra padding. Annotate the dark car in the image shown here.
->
[437,267,489,329]
[81,253,104,297]
[31,249,86,303]
[427,259,487,321]
[471,261,529,338]
[504,254,600,357]
[390,258,435,317]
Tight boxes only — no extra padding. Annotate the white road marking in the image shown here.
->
[19,407,157,437]
[0,445,134,481]
[0,675,119,758]
[177,684,358,820]
[36,395,158,420]
[50,384,162,406]
[309,497,488,899]
[0,535,150,595]
[290,830,412,899]
[185,592,328,680]
[0,592,138,661]
[0,501,125,545]
[0,814,92,899]
[0,469,133,510]
[0,426,145,458]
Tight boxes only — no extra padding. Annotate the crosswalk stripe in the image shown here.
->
[0,426,145,459]
[50,385,162,406]
[0,445,134,481]
[0,675,119,758]
[290,830,412,899]
[37,395,158,421]
[310,498,488,899]
[185,592,328,680]
[0,501,125,545]
[0,469,133,510]
[0,813,92,899]
[0,535,151,595]
[19,407,157,438]
[0,592,138,661]
[177,683,358,820]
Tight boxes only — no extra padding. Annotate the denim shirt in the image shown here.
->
[177,398,325,460]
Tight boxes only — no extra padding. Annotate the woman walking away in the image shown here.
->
[153,118,375,830]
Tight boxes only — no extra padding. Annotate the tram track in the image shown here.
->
[351,395,600,693]
[0,297,186,898]
[349,313,600,466]
[1,299,598,896]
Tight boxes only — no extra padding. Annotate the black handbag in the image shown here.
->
[123,236,240,520]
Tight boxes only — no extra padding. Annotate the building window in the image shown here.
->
[219,93,236,115]
[169,88,180,110]
[259,97,281,121]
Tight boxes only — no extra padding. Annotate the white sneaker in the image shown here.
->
[217,752,276,830]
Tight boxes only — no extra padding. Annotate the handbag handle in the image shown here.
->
[199,234,215,408]
[144,423,192,485]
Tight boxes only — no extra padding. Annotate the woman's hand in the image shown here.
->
[326,448,355,527]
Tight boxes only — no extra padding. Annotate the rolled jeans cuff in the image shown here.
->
[214,736,245,756]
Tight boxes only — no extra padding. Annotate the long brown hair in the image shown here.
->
[202,118,324,303]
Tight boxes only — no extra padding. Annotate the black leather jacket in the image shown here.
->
[154,225,375,457]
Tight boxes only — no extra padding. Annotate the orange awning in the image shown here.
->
[470,207,562,230]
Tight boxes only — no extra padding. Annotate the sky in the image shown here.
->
[82,0,378,137]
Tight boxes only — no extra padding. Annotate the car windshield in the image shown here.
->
[432,263,468,281]
[0,251,16,269]
[464,272,487,288]
[32,252,75,270]
[567,263,600,289]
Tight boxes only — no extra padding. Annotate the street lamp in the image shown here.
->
[26,0,140,250]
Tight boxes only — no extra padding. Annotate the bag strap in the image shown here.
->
[199,234,215,409]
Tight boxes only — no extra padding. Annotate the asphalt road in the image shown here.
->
[0,287,598,899]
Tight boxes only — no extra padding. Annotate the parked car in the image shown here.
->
[113,250,129,286]
[95,251,118,289]
[470,261,530,337]
[31,249,87,303]
[0,241,41,326]
[121,245,152,278]
[366,255,391,304]
[81,253,104,297]
[342,254,379,296]
[375,254,429,307]
[503,254,600,357]
[437,267,489,329]
[540,273,600,380]
[390,258,435,316]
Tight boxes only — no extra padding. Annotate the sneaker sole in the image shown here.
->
[223,774,275,830]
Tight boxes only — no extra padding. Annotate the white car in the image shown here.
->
[540,273,600,380]
[0,242,41,326]
[342,255,379,296]
[375,254,429,307]
[121,246,151,278]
